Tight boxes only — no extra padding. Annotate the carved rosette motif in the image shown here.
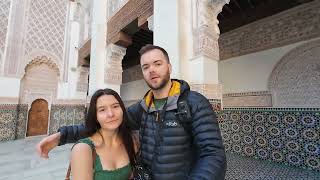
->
[105,44,126,84]
[192,0,229,60]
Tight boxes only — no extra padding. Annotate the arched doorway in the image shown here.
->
[26,99,49,136]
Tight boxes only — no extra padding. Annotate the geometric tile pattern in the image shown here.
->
[218,108,320,172]
[226,152,320,180]
[24,0,68,61]
[0,104,28,141]
[0,0,11,54]
[0,104,17,141]
[49,105,86,134]
[15,104,28,139]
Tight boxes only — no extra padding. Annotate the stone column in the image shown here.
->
[88,0,107,95]
[153,0,180,78]
[189,0,229,112]
[104,43,126,93]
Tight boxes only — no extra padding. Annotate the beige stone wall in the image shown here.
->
[219,1,320,60]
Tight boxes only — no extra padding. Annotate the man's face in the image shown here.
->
[140,49,172,90]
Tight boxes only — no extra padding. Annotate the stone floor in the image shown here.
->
[0,137,319,180]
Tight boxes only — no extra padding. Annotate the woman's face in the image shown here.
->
[96,95,123,131]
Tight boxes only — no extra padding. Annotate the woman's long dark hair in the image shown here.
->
[82,88,136,168]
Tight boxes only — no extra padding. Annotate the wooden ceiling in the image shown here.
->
[218,0,314,33]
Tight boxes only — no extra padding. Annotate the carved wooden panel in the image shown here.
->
[27,99,49,136]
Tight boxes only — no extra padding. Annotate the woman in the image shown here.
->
[70,88,138,180]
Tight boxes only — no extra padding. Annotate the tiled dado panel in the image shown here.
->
[49,105,86,134]
[0,104,28,141]
[218,108,320,172]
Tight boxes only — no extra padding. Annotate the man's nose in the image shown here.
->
[148,65,156,74]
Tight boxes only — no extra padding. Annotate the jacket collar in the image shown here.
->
[140,79,190,113]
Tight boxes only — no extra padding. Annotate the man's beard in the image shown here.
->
[146,72,170,90]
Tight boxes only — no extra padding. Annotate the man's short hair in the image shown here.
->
[139,44,170,63]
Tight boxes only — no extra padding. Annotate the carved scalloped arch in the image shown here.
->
[23,50,62,78]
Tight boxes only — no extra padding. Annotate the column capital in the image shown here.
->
[105,44,126,84]
[192,0,230,60]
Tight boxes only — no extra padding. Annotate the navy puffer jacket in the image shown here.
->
[127,79,226,180]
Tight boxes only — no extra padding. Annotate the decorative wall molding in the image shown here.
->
[269,39,320,107]
[190,83,222,100]
[0,97,19,104]
[223,91,272,107]
[219,1,320,60]
[54,99,86,105]
[105,44,126,84]
[107,0,153,44]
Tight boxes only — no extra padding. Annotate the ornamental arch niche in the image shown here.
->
[20,55,59,107]
[269,39,320,107]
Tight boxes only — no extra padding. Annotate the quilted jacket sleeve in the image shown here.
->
[126,101,142,131]
[57,124,86,146]
[188,92,227,180]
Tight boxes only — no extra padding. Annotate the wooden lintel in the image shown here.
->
[111,31,132,48]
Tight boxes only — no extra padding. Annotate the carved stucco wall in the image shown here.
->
[0,0,11,74]
[269,39,320,107]
[22,0,68,78]
[219,1,320,60]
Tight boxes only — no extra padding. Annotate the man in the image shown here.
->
[37,45,226,180]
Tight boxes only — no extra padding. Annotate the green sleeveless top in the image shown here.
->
[77,138,132,180]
